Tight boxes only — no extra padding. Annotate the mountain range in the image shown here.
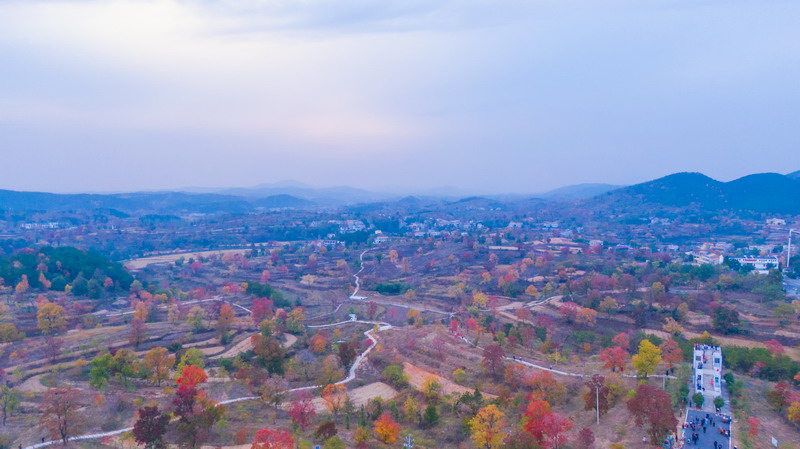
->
[592,172,800,214]
[0,171,798,215]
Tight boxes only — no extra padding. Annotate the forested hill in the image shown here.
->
[0,189,313,214]
[589,172,800,214]
[0,246,132,296]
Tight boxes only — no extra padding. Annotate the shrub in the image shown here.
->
[692,393,704,408]
[453,368,467,384]
[382,365,408,387]
[422,405,439,427]
[374,282,412,296]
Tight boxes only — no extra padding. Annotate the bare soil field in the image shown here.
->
[734,376,800,448]
[308,381,399,412]
[124,249,251,269]
[645,329,800,361]
[17,374,48,393]
[210,333,297,360]
[403,361,495,398]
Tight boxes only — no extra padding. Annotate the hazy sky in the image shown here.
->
[1,0,799,195]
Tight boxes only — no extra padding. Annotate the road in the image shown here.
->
[785,278,800,298]
[682,410,732,449]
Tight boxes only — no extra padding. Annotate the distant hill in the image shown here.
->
[535,183,622,201]
[213,182,392,205]
[788,170,800,180]
[0,189,307,214]
[251,194,315,209]
[593,172,800,214]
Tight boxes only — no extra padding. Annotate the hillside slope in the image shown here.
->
[591,172,800,214]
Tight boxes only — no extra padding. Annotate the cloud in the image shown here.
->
[0,0,799,192]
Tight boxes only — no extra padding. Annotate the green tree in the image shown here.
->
[773,303,796,327]
[692,393,704,408]
[323,436,345,449]
[112,349,139,388]
[712,306,741,334]
[89,353,113,389]
[382,365,408,387]
[187,307,205,332]
[177,348,206,373]
[422,405,439,427]
[0,386,20,426]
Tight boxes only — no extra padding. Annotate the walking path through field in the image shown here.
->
[21,254,389,449]
[22,248,677,449]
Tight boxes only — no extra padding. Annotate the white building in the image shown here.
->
[733,256,779,273]
[687,252,724,265]
[693,344,722,396]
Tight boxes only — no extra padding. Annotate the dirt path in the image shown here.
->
[17,374,48,393]
[209,335,253,360]
[197,346,226,356]
[283,333,297,348]
[183,336,220,348]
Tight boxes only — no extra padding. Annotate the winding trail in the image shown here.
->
[459,335,676,379]
[21,247,670,448]
[346,249,456,317]
[21,263,388,449]
[349,249,369,300]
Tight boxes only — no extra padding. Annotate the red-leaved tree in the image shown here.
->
[481,344,506,378]
[626,384,677,444]
[177,365,208,388]
[659,339,683,372]
[600,347,628,372]
[251,298,274,326]
[251,428,293,449]
[575,427,595,449]
[40,387,85,444]
[523,399,573,448]
[133,406,170,449]
[288,390,316,431]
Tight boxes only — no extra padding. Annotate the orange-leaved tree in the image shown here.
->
[321,383,347,419]
[177,364,208,388]
[373,412,400,444]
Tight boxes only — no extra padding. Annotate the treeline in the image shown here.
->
[722,346,799,382]
[374,282,412,296]
[246,281,292,308]
[0,246,133,294]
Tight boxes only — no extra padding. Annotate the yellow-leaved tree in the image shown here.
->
[37,302,66,335]
[469,404,506,449]
[473,292,488,308]
[631,340,662,378]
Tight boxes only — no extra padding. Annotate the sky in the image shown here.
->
[1,0,799,195]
